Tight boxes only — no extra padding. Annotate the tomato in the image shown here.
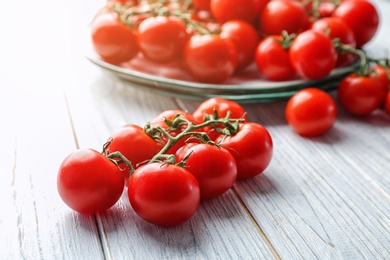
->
[150,109,200,154]
[285,88,337,136]
[384,91,390,115]
[311,17,357,67]
[333,0,379,48]
[289,30,337,80]
[57,149,124,214]
[220,20,260,71]
[128,163,200,227]
[176,143,237,200]
[338,67,388,116]
[216,123,273,179]
[318,2,336,18]
[91,12,138,64]
[106,124,163,183]
[255,36,296,81]
[259,0,310,36]
[183,34,238,83]
[210,0,269,24]
[193,0,211,11]
[137,16,189,63]
[192,97,247,141]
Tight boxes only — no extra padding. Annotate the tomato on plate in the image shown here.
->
[337,66,388,116]
[216,122,273,179]
[91,12,138,64]
[137,16,189,63]
[333,0,379,48]
[183,34,238,83]
[259,0,309,36]
[289,29,337,80]
[255,35,296,81]
[57,149,124,214]
[220,20,260,71]
[285,88,337,136]
[128,162,200,227]
[192,98,247,140]
[384,91,390,115]
[176,143,237,200]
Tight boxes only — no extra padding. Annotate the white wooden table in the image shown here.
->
[1,0,389,259]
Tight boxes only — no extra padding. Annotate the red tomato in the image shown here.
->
[311,17,357,67]
[285,88,337,136]
[384,91,390,115]
[289,30,337,80]
[333,0,379,48]
[255,36,296,81]
[193,0,211,11]
[220,20,260,71]
[57,149,124,214]
[150,109,200,154]
[137,16,189,63]
[192,98,247,140]
[210,0,269,24]
[338,67,388,116]
[176,143,237,200]
[183,34,238,83]
[128,163,200,227]
[91,12,138,64]
[259,0,310,36]
[106,124,163,183]
[216,123,273,179]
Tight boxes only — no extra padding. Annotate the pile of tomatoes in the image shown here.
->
[57,98,273,227]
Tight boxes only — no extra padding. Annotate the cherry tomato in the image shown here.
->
[192,98,247,141]
[91,12,138,64]
[106,124,163,183]
[338,67,388,116]
[137,16,189,63]
[128,163,200,227]
[216,123,273,179]
[333,0,379,48]
[255,36,296,81]
[57,149,124,214]
[193,0,211,11]
[150,109,200,154]
[311,17,357,67]
[210,0,269,24]
[285,88,337,136]
[183,34,238,83]
[259,0,310,36]
[220,20,260,71]
[289,30,337,80]
[384,91,390,115]
[176,143,237,200]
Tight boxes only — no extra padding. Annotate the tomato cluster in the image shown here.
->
[57,98,273,227]
[91,0,382,83]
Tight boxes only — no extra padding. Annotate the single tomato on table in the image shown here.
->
[176,143,237,200]
[285,88,337,136]
[57,149,124,214]
[128,162,200,227]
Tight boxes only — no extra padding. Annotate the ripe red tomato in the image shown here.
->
[128,163,200,227]
[210,0,269,24]
[183,34,238,83]
[150,109,200,154]
[216,123,273,179]
[192,97,247,140]
[91,12,138,64]
[137,16,189,63]
[311,17,357,67]
[333,0,379,48]
[106,124,163,183]
[193,0,211,11]
[289,30,337,80]
[176,143,237,200]
[259,0,309,36]
[57,149,124,214]
[338,67,388,116]
[255,36,296,81]
[384,91,390,115]
[285,88,337,136]
[220,20,260,71]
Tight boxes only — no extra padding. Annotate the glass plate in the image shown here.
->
[86,51,357,103]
